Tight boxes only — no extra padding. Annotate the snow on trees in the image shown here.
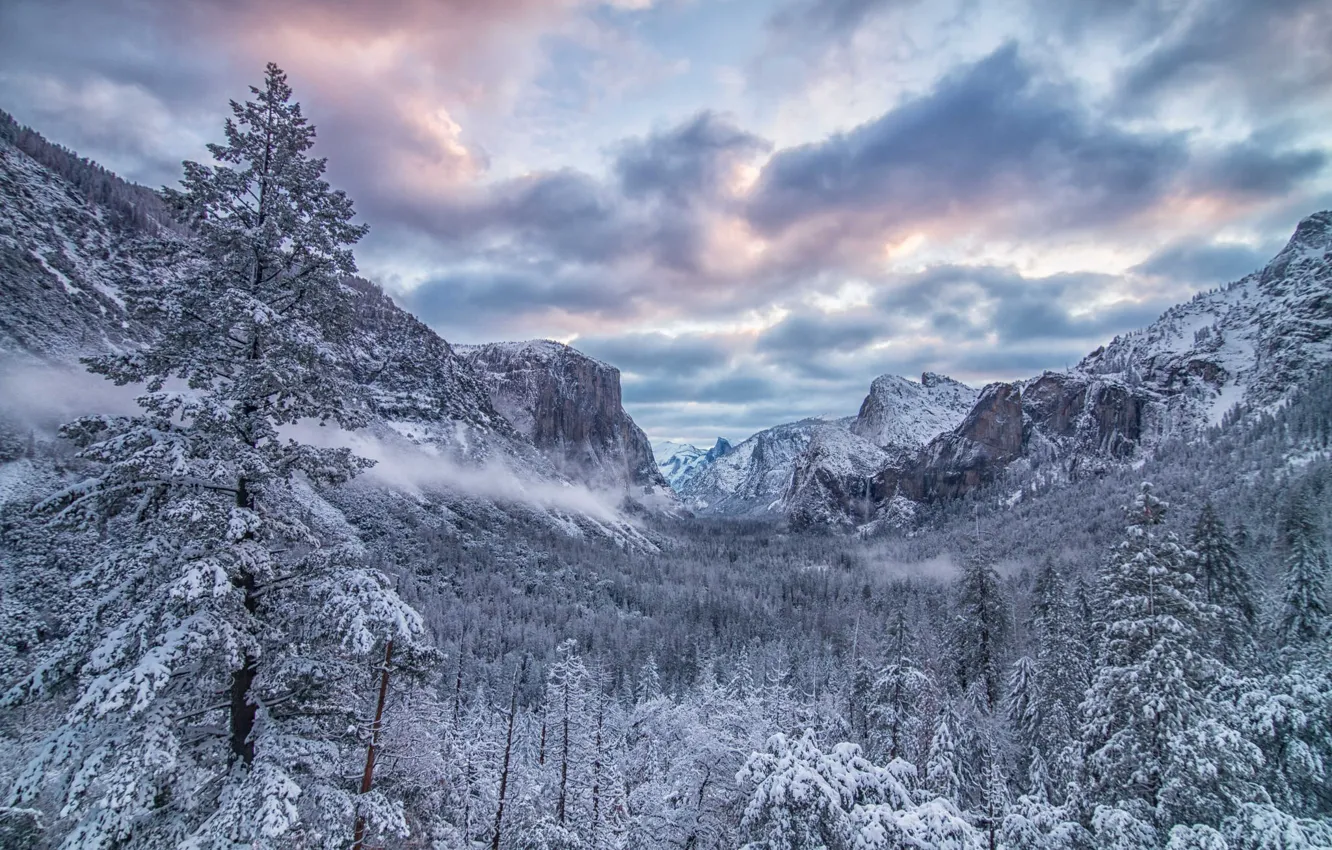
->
[3,63,429,848]
[1081,483,1262,832]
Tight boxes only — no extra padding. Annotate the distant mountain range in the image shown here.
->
[4,107,1330,531]
[0,111,674,546]
[653,211,1332,526]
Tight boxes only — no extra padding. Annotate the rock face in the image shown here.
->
[851,372,979,455]
[653,437,733,491]
[459,340,672,500]
[0,117,674,525]
[677,419,857,516]
[900,382,1023,501]
[782,428,889,527]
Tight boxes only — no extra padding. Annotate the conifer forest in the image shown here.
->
[2,15,1331,850]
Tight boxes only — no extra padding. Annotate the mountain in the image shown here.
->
[851,372,979,456]
[678,211,1332,525]
[652,437,733,491]
[457,340,675,506]
[888,211,1332,505]
[679,373,976,521]
[675,418,869,516]
[0,119,669,532]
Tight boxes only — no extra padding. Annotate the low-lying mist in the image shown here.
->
[1,361,632,522]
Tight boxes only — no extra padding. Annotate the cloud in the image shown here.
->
[293,423,630,522]
[0,362,143,431]
[1116,0,1332,107]
[745,44,1190,238]
[614,110,770,205]
[2,0,1328,448]
[1191,144,1327,198]
[574,332,735,378]
[756,312,886,356]
[1131,239,1274,285]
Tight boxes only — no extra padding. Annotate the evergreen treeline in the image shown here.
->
[0,107,177,235]
[0,66,1329,849]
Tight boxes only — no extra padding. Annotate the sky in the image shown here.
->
[2,0,1330,446]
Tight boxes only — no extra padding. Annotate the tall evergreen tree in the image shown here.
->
[4,64,429,848]
[1189,503,1256,663]
[868,609,931,765]
[1030,561,1084,795]
[1277,491,1329,646]
[1081,484,1260,831]
[953,549,1010,714]
[926,704,965,804]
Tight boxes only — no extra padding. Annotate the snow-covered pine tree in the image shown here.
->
[1081,483,1261,832]
[926,703,965,805]
[1005,655,1040,789]
[4,63,429,849]
[952,548,1010,714]
[867,609,931,765]
[1277,491,1329,646]
[1189,502,1256,663]
[1030,561,1084,796]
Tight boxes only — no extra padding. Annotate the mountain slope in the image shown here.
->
[0,123,670,532]
[653,437,733,491]
[851,372,979,456]
[677,418,871,516]
[455,340,675,506]
[885,211,1332,507]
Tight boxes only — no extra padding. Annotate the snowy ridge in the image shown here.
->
[0,131,671,536]
[1082,211,1332,425]
[652,437,733,491]
[677,418,858,516]
[851,372,979,455]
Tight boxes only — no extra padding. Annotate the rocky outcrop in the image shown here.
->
[459,340,673,501]
[851,372,978,455]
[782,428,888,527]
[653,437,734,491]
[900,382,1023,501]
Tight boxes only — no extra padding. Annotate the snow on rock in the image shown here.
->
[458,339,677,509]
[653,437,733,491]
[677,418,859,517]
[851,372,978,457]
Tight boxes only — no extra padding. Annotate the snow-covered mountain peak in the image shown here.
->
[653,437,735,492]
[851,371,979,453]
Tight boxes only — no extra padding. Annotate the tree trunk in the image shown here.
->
[352,640,394,850]
[491,667,521,850]
[228,477,259,765]
[557,678,570,826]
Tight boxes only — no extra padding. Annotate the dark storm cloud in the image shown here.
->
[746,44,1189,235]
[614,111,770,205]
[1132,240,1274,285]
